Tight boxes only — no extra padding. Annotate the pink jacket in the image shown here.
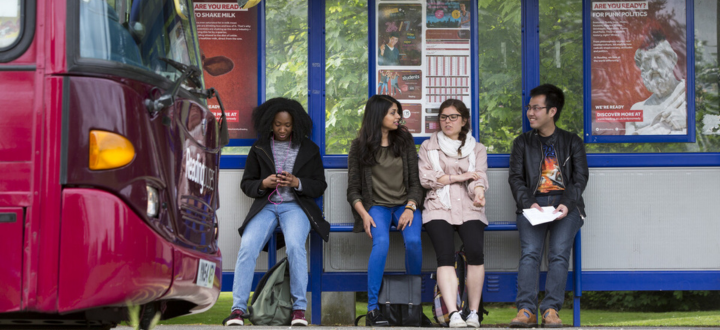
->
[418,132,489,225]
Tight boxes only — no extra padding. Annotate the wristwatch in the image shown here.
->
[405,203,417,211]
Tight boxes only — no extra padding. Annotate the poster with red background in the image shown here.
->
[194,1,257,139]
[402,104,423,134]
[377,70,423,100]
[590,0,686,136]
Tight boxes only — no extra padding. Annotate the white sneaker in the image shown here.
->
[465,310,480,328]
[449,311,467,328]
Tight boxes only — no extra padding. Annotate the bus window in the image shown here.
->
[79,0,202,86]
[0,0,21,50]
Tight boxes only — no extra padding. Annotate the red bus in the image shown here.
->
[0,0,225,328]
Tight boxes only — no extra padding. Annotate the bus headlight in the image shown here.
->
[89,130,135,170]
[147,185,160,218]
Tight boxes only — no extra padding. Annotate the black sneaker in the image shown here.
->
[366,309,389,327]
[222,309,244,326]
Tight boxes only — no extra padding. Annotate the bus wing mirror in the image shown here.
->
[201,88,230,148]
[145,58,201,122]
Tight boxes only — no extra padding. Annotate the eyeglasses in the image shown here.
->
[525,105,548,111]
[439,114,461,122]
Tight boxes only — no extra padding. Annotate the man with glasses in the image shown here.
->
[507,84,589,328]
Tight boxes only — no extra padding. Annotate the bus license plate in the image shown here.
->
[196,259,216,288]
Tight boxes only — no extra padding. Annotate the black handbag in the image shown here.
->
[377,275,423,327]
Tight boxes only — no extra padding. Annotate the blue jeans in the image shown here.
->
[367,205,423,311]
[515,195,583,315]
[231,202,311,313]
[379,82,388,94]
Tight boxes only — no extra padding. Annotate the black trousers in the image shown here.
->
[424,220,486,266]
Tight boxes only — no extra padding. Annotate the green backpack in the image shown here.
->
[247,257,293,326]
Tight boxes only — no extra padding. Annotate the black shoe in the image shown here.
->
[222,309,244,326]
[366,309,389,327]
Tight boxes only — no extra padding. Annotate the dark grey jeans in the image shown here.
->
[515,195,583,315]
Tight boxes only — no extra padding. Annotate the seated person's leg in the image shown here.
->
[277,202,312,311]
[232,204,279,313]
[367,206,392,312]
[392,206,422,275]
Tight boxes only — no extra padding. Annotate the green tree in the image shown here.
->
[325,0,368,154]
[477,0,523,154]
[265,0,309,107]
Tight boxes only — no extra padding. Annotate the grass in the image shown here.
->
[158,292,720,326]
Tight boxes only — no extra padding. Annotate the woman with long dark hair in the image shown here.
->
[347,95,423,326]
[419,99,489,328]
[223,98,329,327]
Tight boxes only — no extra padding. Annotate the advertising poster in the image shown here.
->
[378,3,423,66]
[377,70,423,100]
[194,1,258,139]
[374,1,472,137]
[425,107,440,133]
[426,0,471,29]
[590,0,687,137]
[425,29,471,105]
[402,104,423,133]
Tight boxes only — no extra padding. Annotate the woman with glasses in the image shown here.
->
[347,94,423,326]
[418,99,489,328]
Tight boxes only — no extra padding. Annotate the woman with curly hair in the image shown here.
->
[347,95,423,326]
[223,98,329,327]
[419,99,488,327]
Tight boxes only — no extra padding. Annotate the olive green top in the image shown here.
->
[371,147,407,206]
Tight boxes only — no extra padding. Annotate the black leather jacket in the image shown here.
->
[508,128,589,217]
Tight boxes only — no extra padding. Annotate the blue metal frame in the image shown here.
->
[258,0,266,107]
[368,0,376,99]
[522,0,540,132]
[583,0,696,144]
[307,0,326,324]
[222,223,582,325]
[470,0,480,141]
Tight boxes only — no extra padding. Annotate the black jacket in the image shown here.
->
[346,139,424,233]
[239,138,329,247]
[508,128,589,217]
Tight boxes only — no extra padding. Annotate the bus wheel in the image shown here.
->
[138,303,161,330]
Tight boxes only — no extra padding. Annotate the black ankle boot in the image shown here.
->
[366,309,390,327]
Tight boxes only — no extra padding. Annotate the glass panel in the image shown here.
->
[539,0,583,138]
[79,0,202,84]
[541,0,720,153]
[477,0,523,154]
[693,0,720,151]
[221,146,250,155]
[265,0,308,109]
[0,0,21,50]
[325,0,368,154]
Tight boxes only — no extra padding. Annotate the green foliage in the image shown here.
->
[581,291,720,312]
[265,0,309,108]
[325,0,369,154]
[539,0,584,137]
[265,0,367,155]
[477,0,523,153]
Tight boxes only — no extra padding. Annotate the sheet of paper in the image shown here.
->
[522,206,560,226]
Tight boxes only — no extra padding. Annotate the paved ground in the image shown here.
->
[114,326,719,330]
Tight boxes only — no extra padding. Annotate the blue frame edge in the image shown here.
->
[220,152,720,169]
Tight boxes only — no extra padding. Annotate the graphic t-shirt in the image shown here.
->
[536,136,565,195]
